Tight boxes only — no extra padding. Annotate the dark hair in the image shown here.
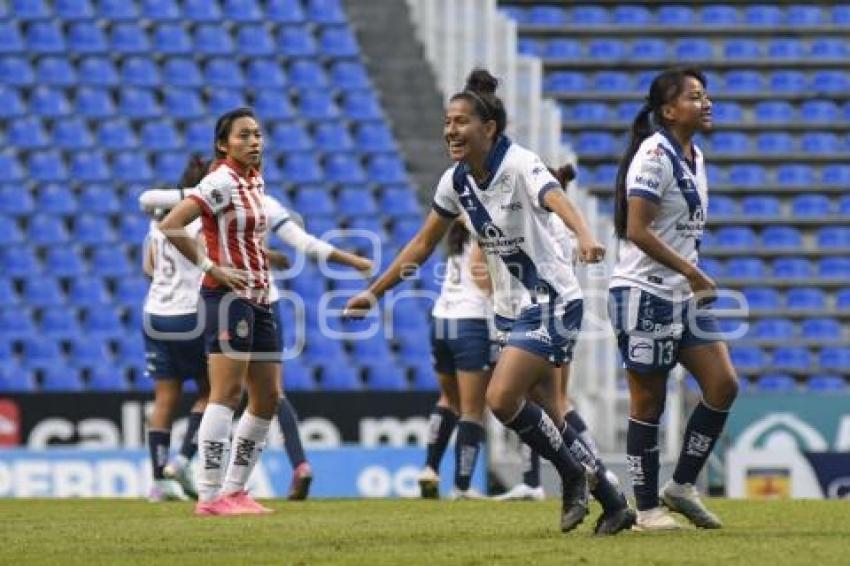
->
[449,68,507,139]
[213,107,259,159]
[614,67,707,238]
[446,221,470,257]
[178,154,211,188]
[547,164,576,189]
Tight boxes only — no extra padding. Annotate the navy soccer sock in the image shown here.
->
[454,420,484,491]
[627,418,661,511]
[426,406,458,472]
[562,423,626,512]
[503,401,584,483]
[148,429,170,480]
[522,446,541,488]
[277,396,307,468]
[179,411,203,461]
[564,409,600,460]
[672,400,729,485]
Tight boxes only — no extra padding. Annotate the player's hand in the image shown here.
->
[342,290,377,319]
[686,266,717,304]
[209,266,250,290]
[266,249,291,270]
[577,236,606,263]
[355,257,375,278]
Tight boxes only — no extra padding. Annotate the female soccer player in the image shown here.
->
[418,221,494,500]
[609,67,738,531]
[159,108,279,515]
[140,171,374,502]
[143,156,210,502]
[345,69,633,535]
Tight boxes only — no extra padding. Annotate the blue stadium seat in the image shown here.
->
[41,365,84,392]
[0,86,25,118]
[0,216,23,245]
[730,346,766,371]
[355,123,396,153]
[23,278,64,307]
[575,132,617,155]
[141,0,181,21]
[183,120,214,152]
[70,338,111,369]
[26,21,65,53]
[381,187,420,216]
[277,26,317,57]
[28,214,70,245]
[710,101,743,124]
[820,257,850,278]
[179,0,219,20]
[566,102,611,122]
[75,87,116,118]
[725,39,760,60]
[69,276,110,306]
[30,86,71,117]
[205,58,244,87]
[716,227,758,248]
[840,196,850,214]
[698,257,722,278]
[802,132,841,154]
[773,258,812,279]
[0,278,17,307]
[88,366,128,391]
[773,347,812,371]
[141,119,181,151]
[726,257,766,278]
[518,38,543,57]
[28,150,68,182]
[702,5,740,25]
[348,216,387,242]
[728,164,766,186]
[545,72,586,92]
[207,89,245,115]
[22,338,64,370]
[320,26,359,58]
[120,56,160,87]
[8,116,49,149]
[771,70,807,93]
[82,307,124,337]
[527,6,567,25]
[73,214,116,244]
[743,287,781,310]
[789,5,826,25]
[162,58,202,86]
[612,6,652,26]
[294,187,335,215]
[307,0,347,24]
[777,164,814,186]
[36,57,76,86]
[499,6,527,23]
[808,375,847,392]
[820,348,850,371]
[222,0,263,22]
[152,23,192,54]
[330,61,371,90]
[337,187,376,215]
[99,0,137,20]
[676,39,714,60]
[594,71,631,92]
[45,246,84,276]
[755,374,797,392]
[544,39,580,59]
[0,184,34,216]
[110,23,149,54]
[802,318,842,340]
[409,361,437,391]
[1,248,41,277]
[711,132,749,153]
[658,5,695,25]
[324,153,366,184]
[800,100,840,122]
[0,56,34,86]
[757,132,794,154]
[236,24,275,56]
[0,362,34,392]
[283,360,315,391]
[267,0,305,23]
[746,5,783,26]
[822,165,850,186]
[818,227,850,248]
[119,88,160,118]
[282,154,323,184]
[367,155,407,184]
[741,196,781,217]
[811,71,849,93]
[762,226,802,249]
[314,122,354,152]
[79,185,121,214]
[320,364,360,390]
[811,38,847,59]
[752,318,795,340]
[115,277,148,307]
[363,363,408,391]
[588,39,626,60]
[270,122,313,152]
[70,151,110,182]
[786,287,825,310]
[289,60,328,89]
[97,119,137,150]
[90,246,131,277]
[163,88,204,119]
[246,60,287,88]
[52,117,94,149]
[753,101,793,124]
[768,38,805,59]
[77,57,118,86]
[194,24,234,55]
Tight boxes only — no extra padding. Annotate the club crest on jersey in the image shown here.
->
[235,319,250,339]
[209,188,224,205]
[491,172,513,194]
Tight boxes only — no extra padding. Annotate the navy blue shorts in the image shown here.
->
[430,317,497,374]
[143,313,207,381]
[495,299,584,367]
[608,286,721,374]
[201,289,281,357]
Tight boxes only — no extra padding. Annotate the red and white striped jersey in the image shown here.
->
[189,158,271,305]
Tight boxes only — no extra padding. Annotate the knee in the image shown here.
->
[211,382,243,409]
[486,385,519,422]
[705,372,739,410]
[630,393,666,423]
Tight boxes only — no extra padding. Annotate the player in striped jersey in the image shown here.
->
[609,68,738,531]
[418,221,494,500]
[345,69,633,535]
[159,108,279,515]
[143,156,210,502]
[140,170,374,502]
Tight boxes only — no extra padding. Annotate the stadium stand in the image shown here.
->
[0,0,432,392]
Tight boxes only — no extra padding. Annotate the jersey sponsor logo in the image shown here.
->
[628,336,654,364]
[492,172,513,194]
[634,175,659,190]
[499,201,522,211]
[478,222,525,255]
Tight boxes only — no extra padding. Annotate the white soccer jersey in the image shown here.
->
[610,130,708,301]
[432,137,582,320]
[144,219,203,316]
[432,239,492,320]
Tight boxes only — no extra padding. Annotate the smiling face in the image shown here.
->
[444,97,497,167]
[661,76,713,134]
[217,116,263,168]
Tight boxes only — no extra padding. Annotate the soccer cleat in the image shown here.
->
[494,483,545,501]
[224,490,274,514]
[163,462,198,500]
[287,462,313,501]
[559,474,589,533]
[148,479,189,502]
[449,487,487,500]
[660,480,722,529]
[194,496,239,516]
[417,466,440,499]
[594,506,637,536]
[633,506,682,532]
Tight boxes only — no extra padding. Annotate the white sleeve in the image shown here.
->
[263,195,293,232]
[138,188,200,212]
[521,153,562,211]
[626,143,673,204]
[431,168,460,218]
[275,220,335,261]
[189,169,234,216]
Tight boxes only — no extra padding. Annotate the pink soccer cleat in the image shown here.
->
[194,496,239,516]
[224,490,274,514]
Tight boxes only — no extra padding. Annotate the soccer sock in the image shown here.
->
[277,396,307,469]
[502,401,584,483]
[626,417,660,511]
[148,429,170,481]
[178,411,203,462]
[425,406,458,472]
[672,400,730,485]
[561,423,625,512]
[454,420,484,491]
[222,411,272,496]
[564,409,601,461]
[196,403,234,502]
[521,445,541,488]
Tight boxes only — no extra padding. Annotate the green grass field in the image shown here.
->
[0,499,845,565]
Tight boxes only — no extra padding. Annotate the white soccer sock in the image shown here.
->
[196,403,234,503]
[222,412,272,496]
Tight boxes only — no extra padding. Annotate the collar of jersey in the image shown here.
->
[459,135,512,191]
[657,128,697,176]
[220,156,259,180]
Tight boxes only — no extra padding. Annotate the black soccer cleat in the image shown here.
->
[560,473,590,533]
[593,506,637,536]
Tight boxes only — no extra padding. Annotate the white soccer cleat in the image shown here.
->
[449,487,487,500]
[163,462,198,500]
[418,466,440,499]
[494,483,545,501]
[149,479,189,502]
[660,480,722,529]
[633,506,682,532]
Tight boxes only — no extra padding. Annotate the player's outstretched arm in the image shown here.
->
[274,220,374,277]
[343,210,452,317]
[542,189,605,263]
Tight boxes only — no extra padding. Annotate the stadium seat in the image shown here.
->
[330,61,371,90]
[725,257,766,279]
[543,39,579,59]
[822,165,850,187]
[120,56,160,87]
[141,0,181,21]
[368,155,407,184]
[741,196,781,217]
[8,116,49,149]
[0,184,34,216]
[612,5,651,26]
[152,24,192,54]
[0,362,34,392]
[658,5,694,25]
[30,87,71,117]
[762,226,802,249]
[110,23,149,54]
[28,214,70,245]
[141,119,181,151]
[527,6,567,25]
[381,187,420,216]
[1,248,41,277]
[337,187,376,215]
[69,338,112,369]
[0,86,25,118]
[818,227,850,248]
[802,318,843,340]
[97,119,137,150]
[730,346,766,371]
[45,247,84,277]
[162,58,202,87]
[320,26,359,58]
[0,25,22,54]
[289,60,328,89]
[757,132,794,153]
[676,39,713,60]
[314,122,354,152]
[745,5,783,26]
[754,100,794,122]
[355,123,396,153]
[113,152,153,182]
[22,338,64,370]
[802,132,841,154]
[743,287,781,310]
[26,21,65,53]
[99,0,138,20]
[771,70,807,93]
[363,363,408,391]
[23,278,65,307]
[773,258,812,279]
[320,364,360,390]
[90,246,131,277]
[118,88,160,118]
[811,38,847,59]
[808,375,847,392]
[207,89,245,115]
[840,196,850,215]
[283,360,315,391]
[52,117,94,150]
[236,24,275,56]
[728,164,766,187]
[267,0,305,23]
[324,153,367,184]
[701,5,739,25]
[73,214,116,244]
[194,24,234,55]
[812,71,850,93]
[115,277,148,307]
[246,60,287,88]
[277,26,317,57]
[75,87,116,118]
[270,122,313,152]
[819,347,850,371]
[88,366,129,391]
[791,195,831,217]
[820,257,850,278]
[777,164,814,186]
[715,227,757,249]
[773,347,812,371]
[711,132,749,153]
[70,151,110,182]
[36,56,76,86]
[0,56,35,86]
[40,365,84,392]
[205,58,244,87]
[755,374,797,392]
[710,101,743,124]
[786,287,825,310]
[724,39,760,60]
[801,100,840,123]
[752,318,795,340]
[82,307,124,337]
[293,187,334,215]
[545,72,586,92]
[588,39,625,60]
[69,276,110,306]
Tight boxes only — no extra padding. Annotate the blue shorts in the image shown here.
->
[143,313,207,381]
[430,317,497,374]
[494,299,584,367]
[201,289,281,357]
[608,286,721,374]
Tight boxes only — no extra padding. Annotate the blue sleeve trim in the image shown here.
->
[431,201,459,218]
[537,181,562,211]
[628,188,661,204]
[270,217,291,233]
